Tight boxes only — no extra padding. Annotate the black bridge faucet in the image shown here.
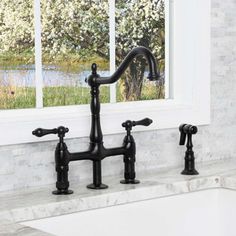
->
[32,46,159,195]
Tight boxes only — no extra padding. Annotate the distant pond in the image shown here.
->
[0,65,110,87]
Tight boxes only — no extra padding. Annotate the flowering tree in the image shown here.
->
[40,0,109,60]
[0,0,109,59]
[0,0,165,100]
[116,0,165,100]
[0,0,34,54]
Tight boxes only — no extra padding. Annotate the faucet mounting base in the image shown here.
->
[87,183,108,190]
[120,179,140,184]
[52,189,74,195]
[181,169,199,175]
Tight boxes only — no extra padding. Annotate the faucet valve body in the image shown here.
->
[120,118,153,184]
[32,126,73,194]
[120,134,140,184]
[53,141,73,195]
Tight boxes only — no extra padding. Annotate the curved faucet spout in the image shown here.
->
[95,46,160,85]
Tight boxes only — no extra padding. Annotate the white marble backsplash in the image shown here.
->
[0,0,236,192]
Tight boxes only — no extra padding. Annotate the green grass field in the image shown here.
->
[0,84,164,109]
[0,52,109,71]
[0,52,164,109]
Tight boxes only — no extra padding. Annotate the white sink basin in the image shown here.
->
[21,189,236,236]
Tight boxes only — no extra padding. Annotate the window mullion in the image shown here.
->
[109,0,116,103]
[34,0,43,108]
[165,0,171,99]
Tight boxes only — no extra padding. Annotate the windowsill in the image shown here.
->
[0,96,210,146]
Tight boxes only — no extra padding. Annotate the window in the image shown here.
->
[0,0,166,110]
[0,0,210,145]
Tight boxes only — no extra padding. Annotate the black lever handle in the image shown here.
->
[122,118,153,131]
[179,124,187,145]
[32,126,69,138]
[132,118,153,127]
[32,128,57,137]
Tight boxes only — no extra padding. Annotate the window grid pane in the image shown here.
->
[109,0,116,103]
[34,0,43,108]
[115,0,165,102]
[40,0,110,107]
[0,0,36,109]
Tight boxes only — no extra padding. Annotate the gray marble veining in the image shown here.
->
[1,160,236,235]
[0,220,50,236]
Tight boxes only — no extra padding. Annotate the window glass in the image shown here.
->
[116,0,165,102]
[0,0,166,110]
[0,0,35,109]
[41,0,110,107]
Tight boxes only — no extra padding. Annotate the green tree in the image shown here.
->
[0,0,34,54]
[116,0,165,100]
[0,0,165,100]
[40,0,109,60]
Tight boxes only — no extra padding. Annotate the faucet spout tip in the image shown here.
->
[147,73,160,81]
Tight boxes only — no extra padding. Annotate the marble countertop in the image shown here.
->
[1,159,236,236]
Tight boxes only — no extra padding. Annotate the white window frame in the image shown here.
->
[0,0,210,146]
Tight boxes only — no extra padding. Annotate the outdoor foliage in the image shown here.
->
[116,0,165,100]
[0,0,165,108]
[0,0,34,54]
